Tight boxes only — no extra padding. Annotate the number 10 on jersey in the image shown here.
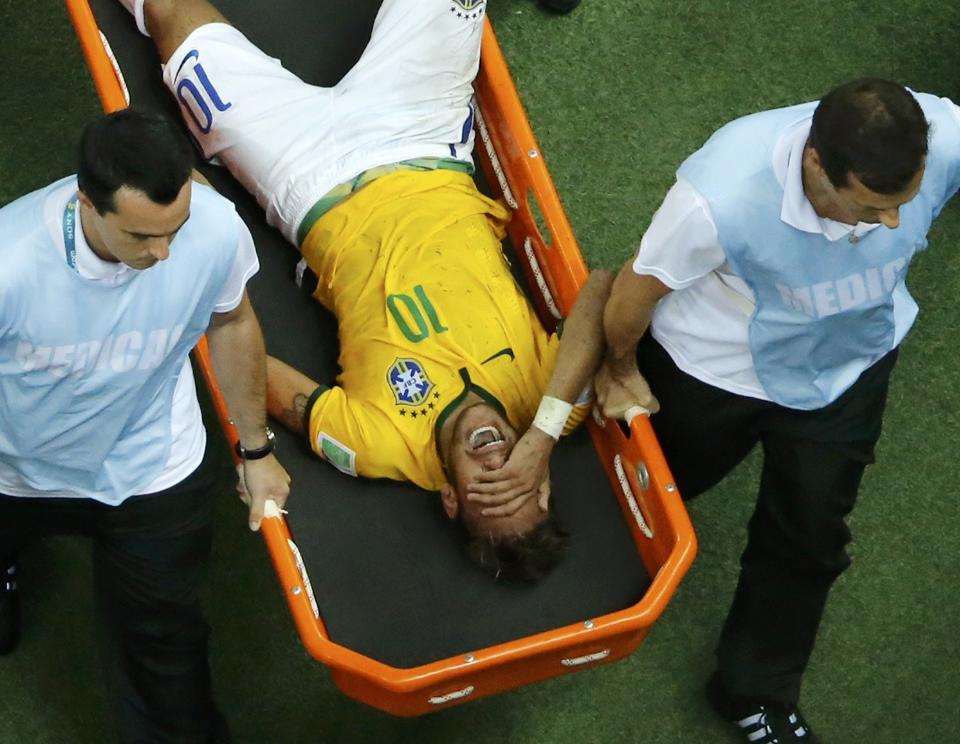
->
[387,285,448,343]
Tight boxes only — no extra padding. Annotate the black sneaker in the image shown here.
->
[0,562,20,655]
[538,0,582,13]
[707,673,820,743]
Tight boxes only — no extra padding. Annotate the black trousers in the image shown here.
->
[0,450,227,744]
[637,334,898,705]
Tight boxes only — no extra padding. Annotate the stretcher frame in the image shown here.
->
[66,0,697,717]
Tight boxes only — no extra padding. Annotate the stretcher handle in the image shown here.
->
[560,649,611,667]
[427,686,475,705]
[613,454,654,539]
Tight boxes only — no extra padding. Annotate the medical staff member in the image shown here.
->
[596,79,960,744]
[0,108,289,743]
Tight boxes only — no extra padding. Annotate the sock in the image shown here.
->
[117,0,150,37]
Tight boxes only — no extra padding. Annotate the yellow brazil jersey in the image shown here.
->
[299,169,560,491]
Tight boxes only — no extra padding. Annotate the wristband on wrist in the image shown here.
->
[235,427,277,460]
[532,395,573,440]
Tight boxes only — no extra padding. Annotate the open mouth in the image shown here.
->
[469,425,505,451]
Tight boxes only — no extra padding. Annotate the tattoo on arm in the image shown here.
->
[278,392,309,435]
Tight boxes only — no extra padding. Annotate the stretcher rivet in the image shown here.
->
[528,149,539,158]
[464,655,476,663]
[665,483,677,493]
[636,462,650,491]
[291,586,302,596]
[584,620,594,629]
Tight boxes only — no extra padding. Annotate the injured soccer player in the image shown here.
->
[120,0,612,581]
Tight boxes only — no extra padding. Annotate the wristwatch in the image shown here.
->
[235,427,277,460]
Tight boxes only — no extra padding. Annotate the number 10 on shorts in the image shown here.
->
[175,50,232,134]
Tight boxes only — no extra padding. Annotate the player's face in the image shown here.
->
[829,166,924,229]
[443,403,548,539]
[80,181,191,270]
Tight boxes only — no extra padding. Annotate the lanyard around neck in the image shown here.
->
[62,194,79,270]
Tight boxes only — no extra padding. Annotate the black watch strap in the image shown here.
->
[235,427,276,460]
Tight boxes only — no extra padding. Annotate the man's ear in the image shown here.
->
[440,483,459,520]
[804,145,826,177]
[76,190,95,211]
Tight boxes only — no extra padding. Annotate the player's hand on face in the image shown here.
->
[467,427,554,516]
[594,361,660,420]
[237,455,291,531]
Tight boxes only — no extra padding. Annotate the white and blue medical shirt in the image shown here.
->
[634,95,960,408]
[0,176,258,503]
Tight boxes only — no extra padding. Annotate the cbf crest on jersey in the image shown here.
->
[450,0,485,18]
[388,358,434,406]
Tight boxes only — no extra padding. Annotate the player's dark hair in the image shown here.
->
[809,78,929,194]
[78,108,194,214]
[462,513,568,583]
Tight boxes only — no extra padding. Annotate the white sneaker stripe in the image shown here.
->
[737,712,766,727]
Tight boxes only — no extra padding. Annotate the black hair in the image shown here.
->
[809,78,929,194]
[463,512,569,583]
[77,108,195,214]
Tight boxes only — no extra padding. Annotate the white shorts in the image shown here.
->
[162,0,487,244]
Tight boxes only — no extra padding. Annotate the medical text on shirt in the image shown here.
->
[775,257,907,319]
[14,324,186,379]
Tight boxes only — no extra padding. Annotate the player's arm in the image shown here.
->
[266,355,323,436]
[267,356,368,479]
[468,269,615,516]
[542,268,617,405]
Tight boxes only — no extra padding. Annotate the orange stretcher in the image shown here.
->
[67,0,697,717]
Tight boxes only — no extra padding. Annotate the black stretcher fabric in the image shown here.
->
[88,0,650,668]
